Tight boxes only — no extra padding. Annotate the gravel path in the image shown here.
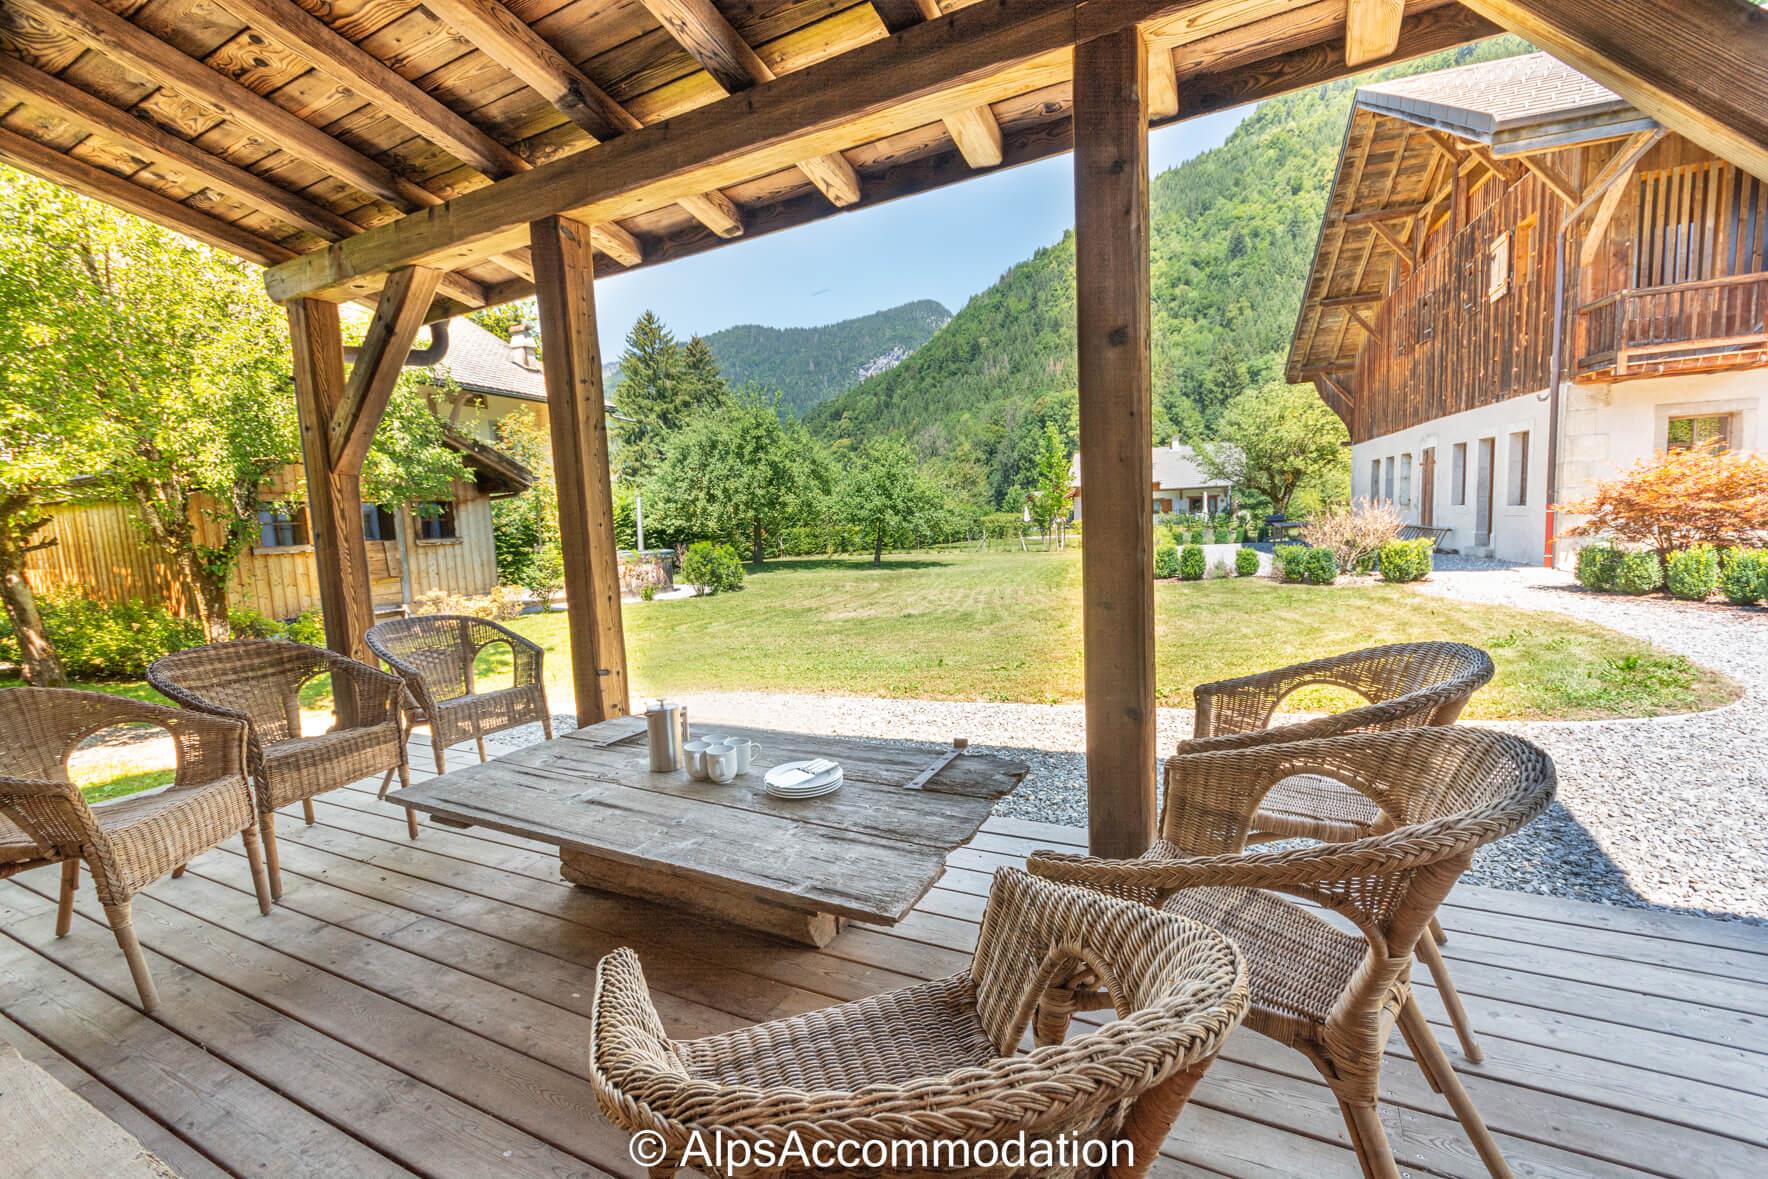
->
[486,559,1766,924]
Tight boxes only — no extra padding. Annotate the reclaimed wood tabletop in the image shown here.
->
[388,716,1027,945]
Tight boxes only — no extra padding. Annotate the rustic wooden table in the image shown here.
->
[387,716,1028,946]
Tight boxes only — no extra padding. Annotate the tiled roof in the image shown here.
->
[431,316,546,400]
[1357,53,1639,146]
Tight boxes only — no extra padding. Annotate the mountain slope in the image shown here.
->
[807,38,1526,498]
[699,299,950,416]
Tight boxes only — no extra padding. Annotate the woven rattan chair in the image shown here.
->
[1029,727,1554,1179]
[0,688,272,1013]
[148,639,409,899]
[366,614,551,774]
[590,866,1249,1179]
[1186,641,1495,1060]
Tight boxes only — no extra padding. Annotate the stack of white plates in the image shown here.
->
[764,759,843,799]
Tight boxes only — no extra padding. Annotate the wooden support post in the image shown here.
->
[1074,24,1156,860]
[287,299,374,665]
[529,215,630,726]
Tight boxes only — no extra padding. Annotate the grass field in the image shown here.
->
[503,548,1735,721]
[7,548,1735,799]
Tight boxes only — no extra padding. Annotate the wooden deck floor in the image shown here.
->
[3,739,1765,1179]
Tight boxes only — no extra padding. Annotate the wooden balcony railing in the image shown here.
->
[1575,272,1768,377]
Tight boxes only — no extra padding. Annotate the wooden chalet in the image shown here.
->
[2,2,1768,1175]
[1291,50,1768,566]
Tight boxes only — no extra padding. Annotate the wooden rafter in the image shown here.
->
[1346,0,1405,67]
[210,0,528,181]
[864,0,1009,170]
[1518,151,1580,203]
[16,0,434,213]
[1368,217,1415,273]
[1342,201,1430,223]
[1147,43,1180,121]
[639,0,865,201]
[1467,144,1526,184]
[264,0,1500,306]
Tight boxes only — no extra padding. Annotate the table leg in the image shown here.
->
[558,847,845,947]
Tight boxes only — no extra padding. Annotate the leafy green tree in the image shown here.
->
[468,298,537,343]
[1025,423,1072,539]
[1194,379,1348,517]
[835,437,945,565]
[645,393,827,563]
[0,165,465,644]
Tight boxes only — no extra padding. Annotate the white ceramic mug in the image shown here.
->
[704,747,740,784]
[720,738,760,775]
[682,739,714,781]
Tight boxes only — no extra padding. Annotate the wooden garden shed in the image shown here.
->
[0,0,1764,858]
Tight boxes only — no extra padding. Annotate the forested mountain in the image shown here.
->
[700,300,951,415]
[603,300,950,416]
[808,38,1526,506]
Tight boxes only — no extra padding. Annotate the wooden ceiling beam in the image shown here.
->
[1460,0,1768,183]
[17,0,436,212]
[589,222,644,268]
[1467,143,1525,184]
[211,0,529,180]
[1320,292,1381,308]
[1517,152,1579,203]
[865,0,1010,169]
[0,52,358,242]
[266,0,1494,305]
[1342,202,1429,223]
[1346,0,1405,67]
[642,0,868,202]
[420,0,640,143]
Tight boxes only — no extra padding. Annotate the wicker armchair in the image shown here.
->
[1188,642,1495,1059]
[148,639,410,899]
[366,615,551,774]
[591,866,1249,1179]
[1029,727,1555,1179]
[0,689,272,1013]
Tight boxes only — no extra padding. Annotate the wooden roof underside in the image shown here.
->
[0,0,1498,318]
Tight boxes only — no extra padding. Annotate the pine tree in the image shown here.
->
[611,310,683,482]
[678,335,732,409]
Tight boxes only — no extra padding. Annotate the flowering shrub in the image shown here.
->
[1564,441,1768,565]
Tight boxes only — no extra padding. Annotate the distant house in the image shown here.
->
[25,317,540,619]
[1069,439,1234,521]
[1290,53,1766,566]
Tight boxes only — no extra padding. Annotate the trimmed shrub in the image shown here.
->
[1187,527,1206,545]
[1378,538,1434,583]
[1154,542,1180,579]
[1610,549,1663,595]
[1575,544,1622,592]
[1212,526,1234,544]
[1235,546,1260,577]
[1665,545,1720,602]
[1179,544,1206,581]
[1719,549,1768,605]
[681,541,745,595]
[1282,546,1338,585]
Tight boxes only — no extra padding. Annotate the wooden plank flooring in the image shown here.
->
[2,736,1764,1178]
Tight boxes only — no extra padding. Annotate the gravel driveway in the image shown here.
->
[493,558,1765,925]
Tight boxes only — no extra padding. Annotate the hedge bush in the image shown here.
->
[1212,526,1234,544]
[1187,528,1206,545]
[1575,544,1622,592]
[1377,538,1434,583]
[680,541,745,595]
[1720,549,1768,605]
[1610,549,1663,595]
[16,597,203,679]
[228,607,325,646]
[1235,546,1260,577]
[1665,545,1720,602]
[1178,544,1205,581]
[1281,546,1337,585]
[1154,542,1180,579]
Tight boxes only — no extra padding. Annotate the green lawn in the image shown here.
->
[495,548,1736,721]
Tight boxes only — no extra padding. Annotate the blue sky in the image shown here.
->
[591,106,1248,353]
